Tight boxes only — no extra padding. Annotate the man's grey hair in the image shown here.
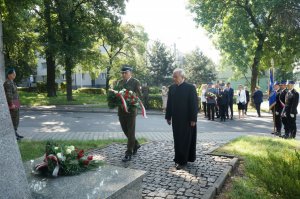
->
[173,68,185,78]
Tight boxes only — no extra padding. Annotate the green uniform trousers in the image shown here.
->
[119,115,139,155]
[10,108,19,131]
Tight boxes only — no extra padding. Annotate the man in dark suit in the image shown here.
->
[116,65,142,162]
[244,87,250,115]
[226,82,234,119]
[282,80,299,139]
[252,86,263,117]
[166,68,198,170]
[217,83,229,122]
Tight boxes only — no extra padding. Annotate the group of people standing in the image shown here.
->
[199,82,265,120]
[273,80,299,139]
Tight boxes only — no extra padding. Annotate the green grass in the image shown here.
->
[215,136,300,199]
[18,138,147,161]
[19,91,108,107]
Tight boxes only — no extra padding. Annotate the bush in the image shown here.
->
[36,82,58,93]
[60,82,66,93]
[75,88,106,95]
[148,94,162,109]
[18,87,31,92]
[149,87,161,94]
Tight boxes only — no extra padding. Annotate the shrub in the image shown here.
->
[60,82,66,93]
[75,88,106,95]
[149,87,161,94]
[18,87,31,92]
[148,94,162,109]
[36,82,58,93]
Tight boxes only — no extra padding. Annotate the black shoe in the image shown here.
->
[15,133,24,139]
[133,144,141,155]
[122,155,131,162]
[230,117,233,120]
[175,163,186,170]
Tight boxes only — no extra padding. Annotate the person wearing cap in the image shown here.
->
[3,68,24,140]
[116,65,142,162]
[226,82,234,120]
[205,82,217,121]
[165,68,198,170]
[273,81,282,136]
[217,83,229,122]
[252,86,263,117]
[279,80,288,137]
[282,80,299,139]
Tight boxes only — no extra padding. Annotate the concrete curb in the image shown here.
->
[202,157,239,199]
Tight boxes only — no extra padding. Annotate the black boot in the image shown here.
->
[15,130,24,139]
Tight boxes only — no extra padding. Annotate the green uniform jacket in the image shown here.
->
[3,79,19,106]
[117,77,142,116]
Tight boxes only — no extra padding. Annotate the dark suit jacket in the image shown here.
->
[284,89,299,114]
[252,90,263,104]
[245,90,250,103]
[227,87,234,103]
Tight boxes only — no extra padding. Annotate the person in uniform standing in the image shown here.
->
[3,68,24,140]
[226,82,234,120]
[217,83,229,122]
[165,68,198,170]
[273,81,282,136]
[279,80,288,137]
[282,80,299,139]
[116,65,142,162]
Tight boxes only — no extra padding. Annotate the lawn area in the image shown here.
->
[19,91,108,107]
[215,136,300,199]
[19,138,147,161]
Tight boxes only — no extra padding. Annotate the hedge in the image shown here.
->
[148,94,163,110]
[74,87,106,95]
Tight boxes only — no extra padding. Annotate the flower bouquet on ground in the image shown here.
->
[107,88,147,118]
[35,141,102,177]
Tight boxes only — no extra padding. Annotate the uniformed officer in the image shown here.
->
[279,80,288,137]
[273,81,282,136]
[282,80,299,139]
[217,83,229,122]
[116,65,142,162]
[3,68,24,140]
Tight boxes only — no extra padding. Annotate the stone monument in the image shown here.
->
[0,78,32,198]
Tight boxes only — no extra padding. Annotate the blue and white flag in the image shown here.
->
[269,68,276,109]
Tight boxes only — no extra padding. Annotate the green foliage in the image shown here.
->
[148,94,163,110]
[216,136,300,199]
[188,0,300,92]
[184,48,217,84]
[19,91,107,106]
[149,87,161,94]
[36,82,58,93]
[74,88,106,95]
[148,40,175,86]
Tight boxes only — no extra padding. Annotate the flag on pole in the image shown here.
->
[269,68,276,110]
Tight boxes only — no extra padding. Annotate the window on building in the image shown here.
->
[42,62,47,69]
[100,73,106,79]
[82,74,85,80]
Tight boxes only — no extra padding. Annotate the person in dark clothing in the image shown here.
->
[226,82,234,119]
[165,68,198,170]
[274,81,282,136]
[214,83,220,118]
[217,83,229,122]
[252,86,263,117]
[282,80,299,139]
[244,86,250,115]
[279,81,288,137]
[205,83,217,121]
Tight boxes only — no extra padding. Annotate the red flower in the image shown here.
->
[87,155,93,161]
[77,150,84,159]
[83,160,89,166]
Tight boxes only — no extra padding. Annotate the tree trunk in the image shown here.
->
[44,0,56,97]
[65,56,73,101]
[105,61,112,91]
[250,37,265,95]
